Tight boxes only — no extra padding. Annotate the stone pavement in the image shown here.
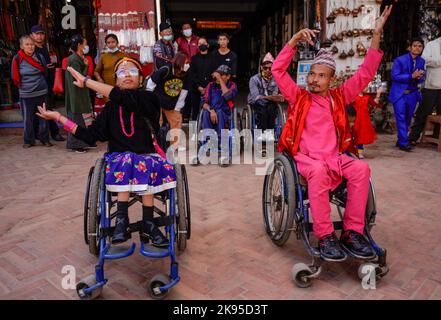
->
[0,133,440,300]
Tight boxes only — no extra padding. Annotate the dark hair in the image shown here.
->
[105,33,119,44]
[182,23,192,29]
[217,33,230,40]
[70,34,85,52]
[172,52,187,77]
[346,105,357,118]
[198,36,208,42]
[409,37,425,48]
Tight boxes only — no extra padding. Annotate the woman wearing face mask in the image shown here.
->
[146,52,190,150]
[176,23,199,62]
[94,34,126,86]
[36,57,175,246]
[188,36,213,121]
[65,34,93,153]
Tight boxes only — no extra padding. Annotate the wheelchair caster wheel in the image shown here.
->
[358,263,384,281]
[148,273,170,300]
[292,263,314,288]
[76,275,102,300]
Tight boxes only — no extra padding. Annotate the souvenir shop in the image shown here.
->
[0,0,97,112]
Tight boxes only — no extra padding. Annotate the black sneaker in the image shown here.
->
[318,233,347,262]
[142,220,169,247]
[340,230,376,260]
[112,216,130,244]
[399,145,412,152]
[41,141,54,147]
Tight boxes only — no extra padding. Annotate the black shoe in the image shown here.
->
[41,141,54,147]
[86,143,98,149]
[318,233,347,262]
[112,216,130,244]
[52,134,66,142]
[409,140,417,147]
[23,143,34,149]
[399,145,412,152]
[142,220,169,247]
[340,230,376,260]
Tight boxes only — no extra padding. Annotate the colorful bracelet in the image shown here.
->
[63,119,78,133]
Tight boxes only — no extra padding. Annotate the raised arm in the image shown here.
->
[340,5,392,104]
[272,28,319,106]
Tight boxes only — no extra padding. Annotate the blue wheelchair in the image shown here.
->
[262,152,389,288]
[190,105,241,167]
[78,157,191,299]
[241,103,286,150]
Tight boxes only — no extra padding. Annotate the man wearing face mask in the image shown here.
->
[153,22,178,71]
[248,53,284,142]
[176,23,199,62]
[188,36,213,121]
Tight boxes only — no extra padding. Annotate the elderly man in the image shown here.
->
[153,21,178,71]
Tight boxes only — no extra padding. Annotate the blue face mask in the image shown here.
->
[163,35,174,41]
[108,47,119,53]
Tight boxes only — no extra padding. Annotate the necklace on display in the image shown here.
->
[119,106,135,138]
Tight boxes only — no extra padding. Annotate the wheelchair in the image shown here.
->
[241,103,286,150]
[262,152,389,288]
[78,156,191,300]
[190,105,241,167]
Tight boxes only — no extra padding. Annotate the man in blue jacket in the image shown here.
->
[389,38,426,152]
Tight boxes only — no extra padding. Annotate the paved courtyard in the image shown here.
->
[0,132,440,300]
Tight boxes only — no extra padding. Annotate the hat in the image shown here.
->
[31,25,45,34]
[159,22,172,32]
[312,49,336,71]
[261,52,275,65]
[215,65,232,75]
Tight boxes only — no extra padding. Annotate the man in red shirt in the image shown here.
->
[176,23,199,62]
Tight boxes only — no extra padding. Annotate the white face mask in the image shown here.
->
[83,45,89,55]
[108,47,119,53]
[183,29,192,37]
[183,63,190,72]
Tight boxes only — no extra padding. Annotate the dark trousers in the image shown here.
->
[251,99,277,131]
[189,90,202,121]
[409,88,441,142]
[20,95,49,144]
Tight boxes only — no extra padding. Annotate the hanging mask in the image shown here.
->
[108,47,119,53]
[183,63,190,72]
[83,45,90,55]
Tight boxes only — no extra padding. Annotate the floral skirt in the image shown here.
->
[104,152,176,195]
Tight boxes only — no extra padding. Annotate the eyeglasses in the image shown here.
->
[115,68,139,78]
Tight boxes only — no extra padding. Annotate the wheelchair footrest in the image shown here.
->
[142,244,169,254]
[108,245,133,255]
[305,221,344,233]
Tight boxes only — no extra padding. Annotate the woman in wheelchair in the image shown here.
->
[272,7,392,262]
[37,57,175,247]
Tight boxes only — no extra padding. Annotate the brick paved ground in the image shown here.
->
[0,132,440,300]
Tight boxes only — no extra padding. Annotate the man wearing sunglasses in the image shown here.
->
[247,52,284,142]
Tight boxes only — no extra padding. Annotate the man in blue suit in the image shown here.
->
[389,38,426,152]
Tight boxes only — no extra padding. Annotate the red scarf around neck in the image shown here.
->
[12,49,46,87]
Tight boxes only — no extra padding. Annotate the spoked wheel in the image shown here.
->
[262,153,296,246]
[190,109,203,166]
[332,180,377,231]
[76,275,102,300]
[86,157,105,256]
[174,164,191,252]
[275,104,286,142]
[241,105,253,151]
[84,166,94,245]
[148,273,170,300]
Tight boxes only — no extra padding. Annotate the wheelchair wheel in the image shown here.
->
[174,164,191,252]
[190,109,204,166]
[275,104,286,142]
[241,104,253,150]
[83,166,94,245]
[148,273,170,300]
[262,153,296,246]
[86,157,105,256]
[231,107,241,157]
[76,275,102,300]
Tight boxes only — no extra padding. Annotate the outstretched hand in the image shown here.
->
[36,103,59,121]
[374,5,393,35]
[289,29,320,47]
[67,66,86,88]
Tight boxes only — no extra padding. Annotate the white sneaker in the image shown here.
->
[265,131,275,142]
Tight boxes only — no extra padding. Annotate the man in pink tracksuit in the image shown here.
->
[272,6,393,261]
